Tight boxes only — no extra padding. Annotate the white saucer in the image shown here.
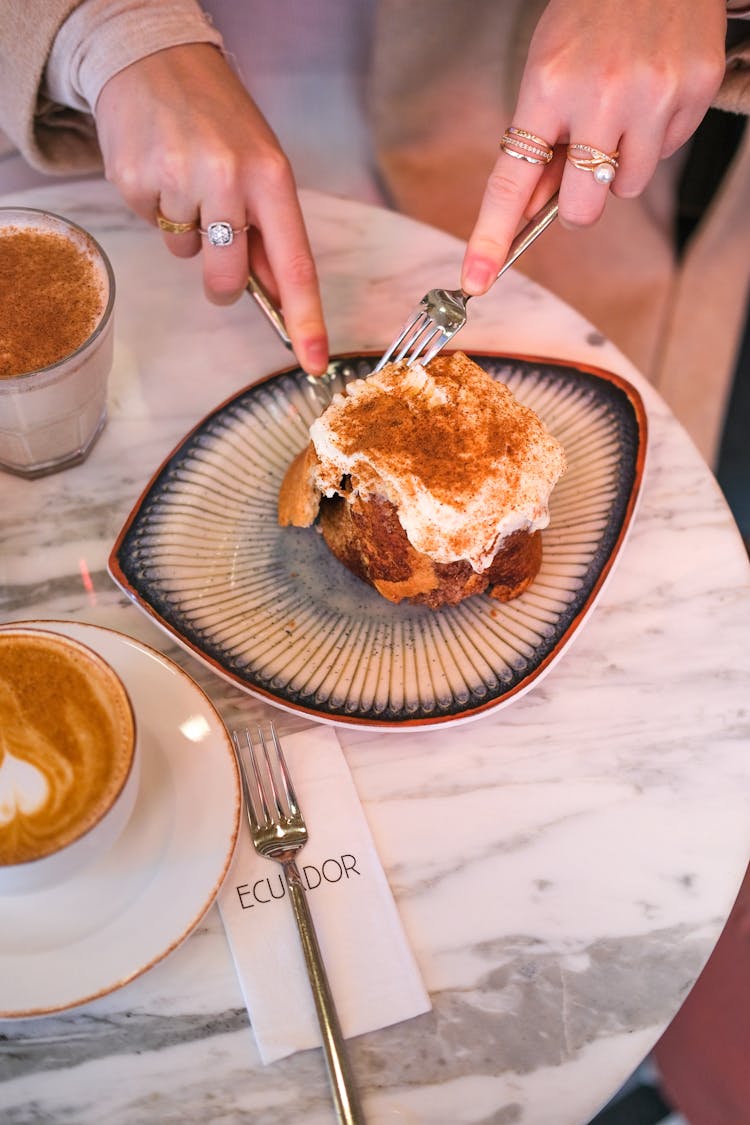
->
[0,620,241,1019]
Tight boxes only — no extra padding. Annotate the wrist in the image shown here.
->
[45,0,224,114]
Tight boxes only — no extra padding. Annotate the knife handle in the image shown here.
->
[245,273,293,351]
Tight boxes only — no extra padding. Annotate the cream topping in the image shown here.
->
[309,353,566,570]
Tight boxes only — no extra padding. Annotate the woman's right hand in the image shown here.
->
[461,0,727,297]
[95,43,329,375]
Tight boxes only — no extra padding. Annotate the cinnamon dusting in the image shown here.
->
[332,355,533,503]
[289,351,567,573]
[0,228,103,378]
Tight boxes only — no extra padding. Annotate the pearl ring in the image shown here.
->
[566,144,619,185]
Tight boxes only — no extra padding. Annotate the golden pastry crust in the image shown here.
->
[277,353,564,609]
[317,491,541,607]
[307,352,565,569]
[278,442,321,527]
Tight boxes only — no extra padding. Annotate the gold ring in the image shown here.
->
[156,209,199,235]
[567,144,620,185]
[500,126,554,166]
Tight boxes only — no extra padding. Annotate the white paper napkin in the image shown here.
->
[217,724,431,1064]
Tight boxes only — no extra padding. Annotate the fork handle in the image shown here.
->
[495,192,560,283]
[284,860,365,1125]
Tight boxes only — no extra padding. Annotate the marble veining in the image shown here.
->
[0,180,749,1125]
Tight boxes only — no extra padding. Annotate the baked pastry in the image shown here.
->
[278,352,566,608]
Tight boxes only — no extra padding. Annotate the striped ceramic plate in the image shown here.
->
[109,353,647,729]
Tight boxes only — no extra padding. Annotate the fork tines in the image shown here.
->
[374,193,561,375]
[232,724,299,826]
[373,302,446,373]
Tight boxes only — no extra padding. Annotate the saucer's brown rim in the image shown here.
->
[0,619,241,1021]
[0,626,138,865]
[0,206,116,383]
[108,349,648,731]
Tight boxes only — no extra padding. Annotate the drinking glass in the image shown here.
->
[0,207,116,478]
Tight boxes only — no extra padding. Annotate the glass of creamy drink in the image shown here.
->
[0,207,115,477]
[0,628,139,894]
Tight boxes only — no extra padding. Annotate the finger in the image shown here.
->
[100,149,158,227]
[156,190,201,259]
[461,117,559,296]
[198,211,251,306]
[558,118,623,228]
[253,186,328,376]
[247,227,280,305]
[610,125,664,200]
[525,146,566,215]
[661,104,710,161]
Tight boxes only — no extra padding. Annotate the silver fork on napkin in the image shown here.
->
[231,724,365,1125]
[372,192,559,372]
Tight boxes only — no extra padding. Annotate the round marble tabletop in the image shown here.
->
[1,179,749,1125]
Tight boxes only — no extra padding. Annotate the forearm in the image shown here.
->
[45,0,223,115]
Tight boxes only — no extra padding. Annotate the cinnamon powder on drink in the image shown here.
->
[0,227,104,379]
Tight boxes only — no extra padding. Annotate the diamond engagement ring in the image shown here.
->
[199,221,250,247]
[566,144,620,185]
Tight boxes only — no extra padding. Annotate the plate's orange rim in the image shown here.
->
[0,618,241,1020]
[108,351,648,730]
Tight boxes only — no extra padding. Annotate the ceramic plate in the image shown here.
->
[0,620,240,1019]
[109,353,647,730]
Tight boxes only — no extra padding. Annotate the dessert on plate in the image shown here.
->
[278,352,566,609]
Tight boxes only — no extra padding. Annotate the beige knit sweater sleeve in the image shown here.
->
[2,0,748,180]
[0,1,90,172]
[0,0,222,175]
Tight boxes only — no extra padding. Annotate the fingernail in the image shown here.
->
[303,337,329,375]
[462,258,494,294]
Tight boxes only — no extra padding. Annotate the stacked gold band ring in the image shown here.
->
[156,209,198,235]
[566,143,620,185]
[500,126,554,166]
[199,221,250,247]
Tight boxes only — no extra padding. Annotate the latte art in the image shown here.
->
[0,631,135,867]
[0,748,53,823]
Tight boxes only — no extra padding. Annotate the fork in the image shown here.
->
[232,724,365,1125]
[372,192,560,373]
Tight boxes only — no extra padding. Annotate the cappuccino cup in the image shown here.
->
[0,627,139,894]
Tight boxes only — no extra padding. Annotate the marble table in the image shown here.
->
[1,179,749,1125]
